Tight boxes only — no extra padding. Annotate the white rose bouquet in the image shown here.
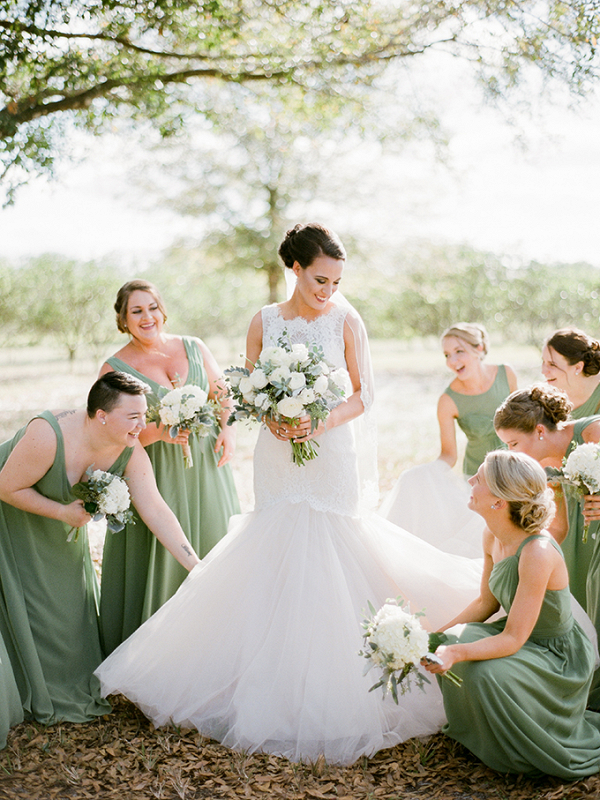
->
[560,442,600,543]
[146,384,218,468]
[68,466,134,542]
[359,597,461,703]
[225,337,349,466]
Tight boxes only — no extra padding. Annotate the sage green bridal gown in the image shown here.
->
[439,535,600,778]
[100,337,240,655]
[0,412,130,724]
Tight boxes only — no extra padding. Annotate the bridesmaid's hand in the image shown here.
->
[420,645,457,675]
[214,425,236,467]
[266,415,313,442]
[583,494,600,524]
[62,499,93,528]
[165,427,191,446]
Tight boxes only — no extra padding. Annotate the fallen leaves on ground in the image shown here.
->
[0,696,599,800]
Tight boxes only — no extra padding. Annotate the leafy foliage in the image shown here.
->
[1,0,599,199]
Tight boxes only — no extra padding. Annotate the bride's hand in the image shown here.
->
[289,419,326,442]
[267,415,314,441]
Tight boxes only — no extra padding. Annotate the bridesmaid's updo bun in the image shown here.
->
[441,322,489,357]
[494,384,573,434]
[483,450,555,534]
[545,328,600,376]
[278,223,346,269]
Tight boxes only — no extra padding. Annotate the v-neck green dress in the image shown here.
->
[0,412,130,724]
[439,535,600,778]
[100,337,240,655]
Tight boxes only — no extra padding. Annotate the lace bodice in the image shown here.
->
[253,304,360,516]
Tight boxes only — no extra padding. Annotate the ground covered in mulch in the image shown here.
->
[1,696,599,800]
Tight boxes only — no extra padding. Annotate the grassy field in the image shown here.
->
[3,338,598,800]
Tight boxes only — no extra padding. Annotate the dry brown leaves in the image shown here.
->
[0,696,599,800]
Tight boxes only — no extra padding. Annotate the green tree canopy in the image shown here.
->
[1,0,598,200]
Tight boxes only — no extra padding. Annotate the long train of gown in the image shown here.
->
[94,306,497,764]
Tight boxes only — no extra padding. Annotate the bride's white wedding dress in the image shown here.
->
[95,303,484,764]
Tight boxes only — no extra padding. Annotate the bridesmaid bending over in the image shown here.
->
[0,373,200,725]
[424,450,600,778]
[380,322,516,557]
[99,280,240,654]
[542,327,600,419]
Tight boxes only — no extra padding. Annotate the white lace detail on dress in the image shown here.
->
[253,304,360,516]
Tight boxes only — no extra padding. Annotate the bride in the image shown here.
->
[95,223,485,765]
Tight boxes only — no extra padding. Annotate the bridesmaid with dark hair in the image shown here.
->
[542,327,600,418]
[99,280,240,654]
[0,373,199,724]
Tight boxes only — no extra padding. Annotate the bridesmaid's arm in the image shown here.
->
[125,444,201,570]
[437,531,500,632]
[437,393,458,468]
[194,337,236,467]
[427,539,558,675]
[0,418,91,528]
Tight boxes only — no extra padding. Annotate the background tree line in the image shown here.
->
[2,243,599,362]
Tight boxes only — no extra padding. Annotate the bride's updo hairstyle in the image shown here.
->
[278,223,346,270]
[441,322,489,357]
[483,450,555,534]
[87,372,150,417]
[494,384,573,434]
[545,328,600,377]
[114,279,168,334]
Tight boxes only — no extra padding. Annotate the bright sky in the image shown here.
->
[1,65,599,268]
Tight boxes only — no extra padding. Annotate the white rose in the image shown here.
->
[242,389,257,404]
[159,406,180,426]
[270,366,291,384]
[239,376,254,395]
[298,387,315,404]
[277,396,305,419]
[290,343,309,362]
[260,346,293,368]
[288,372,306,391]
[313,375,329,396]
[226,369,247,388]
[254,393,271,412]
[250,368,269,389]
[163,387,184,404]
[329,368,350,392]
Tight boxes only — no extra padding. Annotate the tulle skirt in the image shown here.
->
[96,500,483,764]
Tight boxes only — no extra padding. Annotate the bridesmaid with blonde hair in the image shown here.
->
[380,322,516,557]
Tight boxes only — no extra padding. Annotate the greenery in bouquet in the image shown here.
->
[146,384,219,469]
[224,337,348,466]
[359,597,461,704]
[68,466,134,542]
[558,442,600,543]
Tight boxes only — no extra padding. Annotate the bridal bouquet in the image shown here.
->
[146,384,218,468]
[560,442,600,543]
[359,598,461,703]
[225,338,348,466]
[68,466,134,542]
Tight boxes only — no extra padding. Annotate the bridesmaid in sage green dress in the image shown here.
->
[99,280,240,655]
[424,450,600,778]
[380,323,516,557]
[0,373,200,724]
[494,384,600,708]
[542,328,600,419]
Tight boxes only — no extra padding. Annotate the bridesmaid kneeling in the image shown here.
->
[424,450,600,778]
